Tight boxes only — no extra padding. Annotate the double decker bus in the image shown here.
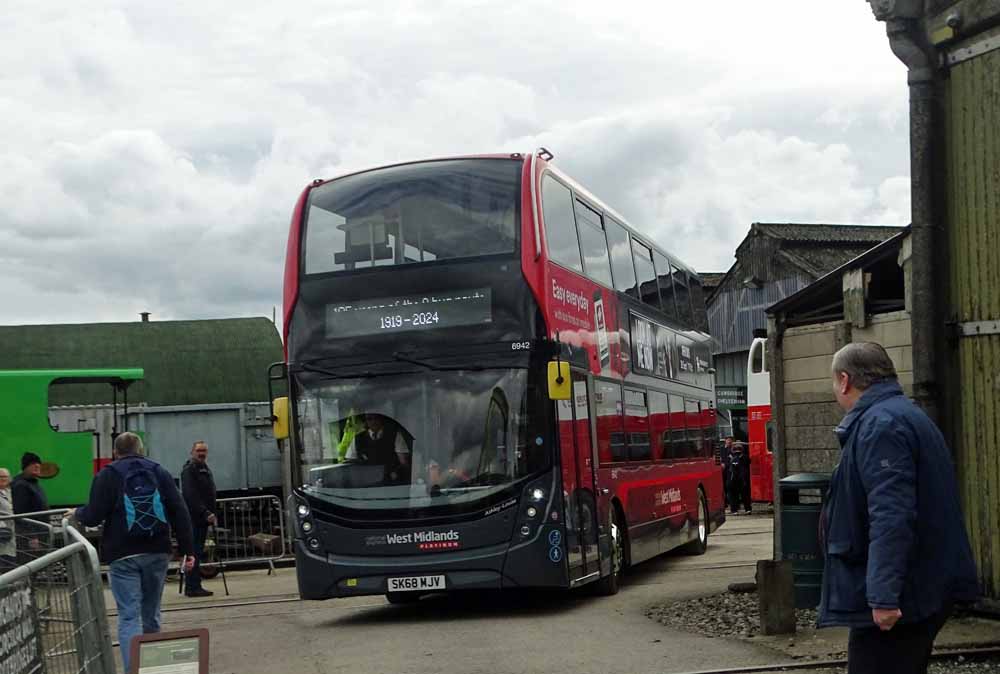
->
[747,337,774,503]
[275,149,724,602]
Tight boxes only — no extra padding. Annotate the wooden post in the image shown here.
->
[757,559,797,635]
[767,315,785,560]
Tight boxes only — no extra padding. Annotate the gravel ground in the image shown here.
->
[647,591,1000,672]
[645,588,816,638]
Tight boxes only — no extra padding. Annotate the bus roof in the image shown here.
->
[304,152,700,278]
[0,368,145,384]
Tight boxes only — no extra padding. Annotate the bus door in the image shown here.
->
[557,371,600,583]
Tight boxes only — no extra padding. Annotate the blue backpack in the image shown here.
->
[112,459,169,538]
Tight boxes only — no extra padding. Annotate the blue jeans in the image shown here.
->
[109,553,170,673]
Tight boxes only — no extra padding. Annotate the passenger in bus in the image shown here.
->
[354,413,411,483]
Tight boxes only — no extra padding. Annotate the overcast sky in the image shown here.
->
[0,1,910,326]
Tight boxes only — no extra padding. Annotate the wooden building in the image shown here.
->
[707,223,902,438]
[867,0,1000,604]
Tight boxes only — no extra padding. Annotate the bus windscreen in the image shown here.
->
[303,159,521,274]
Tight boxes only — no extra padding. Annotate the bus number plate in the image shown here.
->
[387,575,446,592]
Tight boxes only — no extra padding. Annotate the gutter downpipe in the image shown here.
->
[873,3,941,423]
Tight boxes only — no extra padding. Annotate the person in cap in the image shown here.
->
[11,452,48,515]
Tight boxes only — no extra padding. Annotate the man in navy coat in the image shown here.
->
[818,342,979,674]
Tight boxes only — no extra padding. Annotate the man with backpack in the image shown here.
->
[72,432,195,674]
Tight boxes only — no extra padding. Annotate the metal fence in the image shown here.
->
[207,495,286,572]
[0,513,115,674]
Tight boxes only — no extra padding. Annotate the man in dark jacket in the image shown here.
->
[11,452,48,514]
[11,452,50,560]
[181,440,217,597]
[727,443,751,514]
[818,342,979,674]
[73,432,195,674]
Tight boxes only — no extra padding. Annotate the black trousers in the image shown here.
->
[729,475,750,512]
[186,525,209,593]
[847,607,950,674]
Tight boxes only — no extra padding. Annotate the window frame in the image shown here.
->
[541,173,585,274]
[631,237,661,310]
[574,198,615,289]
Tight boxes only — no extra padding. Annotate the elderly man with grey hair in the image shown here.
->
[817,342,979,674]
[0,467,14,567]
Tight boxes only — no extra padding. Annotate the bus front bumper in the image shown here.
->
[293,538,512,600]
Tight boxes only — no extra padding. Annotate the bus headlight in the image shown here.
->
[308,538,321,550]
[297,503,310,518]
[520,525,531,537]
[530,488,546,502]
[301,520,313,533]
[526,507,538,518]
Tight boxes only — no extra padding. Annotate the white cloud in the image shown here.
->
[0,0,912,324]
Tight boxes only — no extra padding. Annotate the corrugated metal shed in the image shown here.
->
[708,223,903,355]
[0,318,283,406]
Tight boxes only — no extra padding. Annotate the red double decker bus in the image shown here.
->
[747,336,774,503]
[277,149,724,602]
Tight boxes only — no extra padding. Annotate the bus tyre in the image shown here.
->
[386,592,422,605]
[681,489,709,555]
[595,508,625,596]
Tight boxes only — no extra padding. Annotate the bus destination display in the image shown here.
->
[326,288,492,338]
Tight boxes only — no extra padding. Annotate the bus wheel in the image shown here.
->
[595,508,625,596]
[386,592,422,605]
[681,489,709,555]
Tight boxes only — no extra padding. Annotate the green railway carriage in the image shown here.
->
[0,369,143,507]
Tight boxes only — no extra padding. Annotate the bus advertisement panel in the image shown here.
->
[279,151,724,602]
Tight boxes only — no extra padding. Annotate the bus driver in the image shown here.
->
[342,413,411,483]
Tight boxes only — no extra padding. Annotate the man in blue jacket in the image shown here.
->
[73,432,196,674]
[818,342,979,674]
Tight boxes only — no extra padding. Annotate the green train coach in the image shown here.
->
[0,369,143,507]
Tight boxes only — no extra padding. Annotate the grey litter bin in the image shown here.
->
[778,473,831,609]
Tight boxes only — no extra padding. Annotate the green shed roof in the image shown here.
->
[0,318,283,406]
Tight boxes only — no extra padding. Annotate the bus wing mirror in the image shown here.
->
[272,396,290,440]
[547,361,571,401]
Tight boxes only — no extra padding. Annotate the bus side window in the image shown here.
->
[647,390,670,461]
[684,398,701,459]
[654,251,677,321]
[575,199,614,288]
[541,175,583,273]
[668,394,686,460]
[606,217,637,298]
[751,341,765,374]
[672,267,694,327]
[624,389,650,461]
[632,239,661,309]
[700,402,716,458]
[595,380,625,464]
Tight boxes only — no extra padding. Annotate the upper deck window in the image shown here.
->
[654,251,677,322]
[542,175,583,273]
[632,239,660,308]
[575,200,613,288]
[303,159,520,274]
[606,217,637,298]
